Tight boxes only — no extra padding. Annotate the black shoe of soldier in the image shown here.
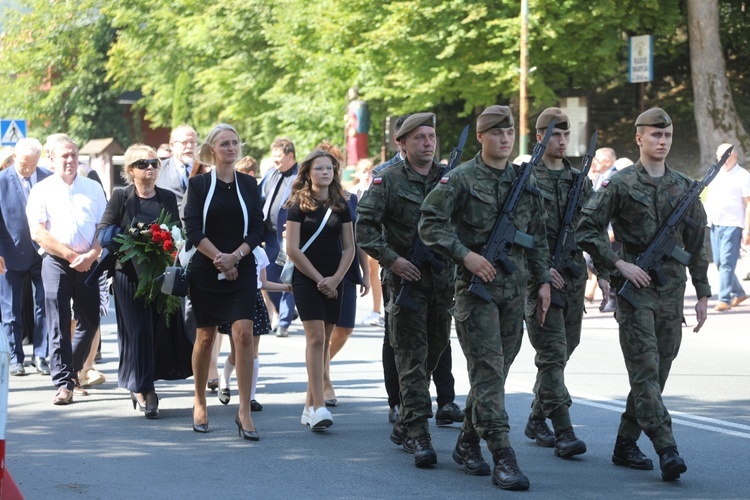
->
[452,431,491,476]
[611,435,653,470]
[491,447,530,491]
[658,446,687,481]
[553,428,587,458]
[524,414,555,447]
[390,421,415,453]
[435,402,464,426]
[414,433,437,468]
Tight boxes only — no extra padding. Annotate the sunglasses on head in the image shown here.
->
[131,158,160,170]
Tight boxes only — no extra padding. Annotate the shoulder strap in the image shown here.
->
[234,170,248,237]
[203,170,217,234]
[300,207,332,253]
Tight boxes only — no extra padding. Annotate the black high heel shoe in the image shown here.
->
[192,406,209,433]
[130,392,145,411]
[218,388,230,405]
[235,414,260,441]
[144,391,159,419]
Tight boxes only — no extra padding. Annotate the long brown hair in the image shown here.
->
[284,150,349,213]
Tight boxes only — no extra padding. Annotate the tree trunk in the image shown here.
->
[687,0,750,170]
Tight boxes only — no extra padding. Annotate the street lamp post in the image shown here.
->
[519,0,529,156]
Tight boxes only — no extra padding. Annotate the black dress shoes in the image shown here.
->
[35,357,51,375]
[388,405,399,424]
[10,363,25,376]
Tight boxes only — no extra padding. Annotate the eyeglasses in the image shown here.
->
[130,158,160,170]
[312,165,335,172]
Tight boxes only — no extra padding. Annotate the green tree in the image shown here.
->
[0,0,128,145]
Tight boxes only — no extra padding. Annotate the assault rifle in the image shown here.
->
[394,124,470,312]
[468,119,557,303]
[550,131,598,309]
[617,145,733,308]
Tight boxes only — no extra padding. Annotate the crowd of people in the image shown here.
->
[1,105,747,491]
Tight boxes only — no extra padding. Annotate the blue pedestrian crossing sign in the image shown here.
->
[1,119,27,146]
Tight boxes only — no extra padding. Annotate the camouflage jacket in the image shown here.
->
[534,158,598,282]
[576,161,711,297]
[356,157,453,289]
[419,152,551,287]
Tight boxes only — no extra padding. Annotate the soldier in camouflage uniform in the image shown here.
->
[419,106,552,491]
[576,108,710,482]
[523,108,598,458]
[356,113,454,469]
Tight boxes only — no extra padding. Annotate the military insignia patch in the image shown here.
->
[372,177,383,185]
[440,176,449,184]
[601,179,610,188]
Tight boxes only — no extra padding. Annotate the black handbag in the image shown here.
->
[159,259,190,297]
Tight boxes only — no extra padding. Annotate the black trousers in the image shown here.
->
[42,255,99,390]
[382,284,456,408]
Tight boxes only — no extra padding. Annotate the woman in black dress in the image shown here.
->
[96,144,188,419]
[285,150,355,431]
[183,124,264,440]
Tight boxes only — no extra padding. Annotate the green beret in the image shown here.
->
[477,105,514,132]
[395,112,436,141]
[635,107,672,128]
[535,107,569,130]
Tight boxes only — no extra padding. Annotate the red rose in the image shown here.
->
[171,251,178,260]
[163,240,174,252]
[152,231,163,243]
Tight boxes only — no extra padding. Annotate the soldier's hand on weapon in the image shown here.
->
[614,259,651,288]
[693,296,708,333]
[463,251,495,283]
[549,267,565,290]
[597,279,610,311]
[536,283,551,326]
[390,257,421,282]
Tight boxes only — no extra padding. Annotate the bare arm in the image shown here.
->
[31,223,79,263]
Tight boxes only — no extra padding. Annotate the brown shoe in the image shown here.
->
[73,383,89,396]
[714,302,731,312]
[53,387,73,405]
[730,295,747,307]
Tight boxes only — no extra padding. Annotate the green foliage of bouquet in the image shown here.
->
[114,209,186,320]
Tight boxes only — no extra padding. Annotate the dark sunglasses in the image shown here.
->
[131,158,160,170]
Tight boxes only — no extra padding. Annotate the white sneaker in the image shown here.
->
[310,407,333,431]
[301,406,314,426]
[363,311,384,327]
[276,326,289,338]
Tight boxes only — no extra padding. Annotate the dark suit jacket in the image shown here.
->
[0,166,51,270]
[96,185,180,278]
[258,163,299,245]
[155,157,188,209]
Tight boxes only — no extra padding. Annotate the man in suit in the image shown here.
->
[259,137,298,337]
[0,138,51,376]
[156,124,198,210]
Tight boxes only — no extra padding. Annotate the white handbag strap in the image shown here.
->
[300,207,332,253]
[234,170,248,237]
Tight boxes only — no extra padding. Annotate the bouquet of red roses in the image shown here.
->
[114,209,186,319]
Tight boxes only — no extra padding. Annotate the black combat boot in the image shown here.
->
[413,433,438,468]
[491,448,530,491]
[611,435,653,470]
[452,431,490,476]
[553,428,587,458]
[658,446,687,481]
[389,420,415,453]
[524,414,555,447]
[435,402,464,426]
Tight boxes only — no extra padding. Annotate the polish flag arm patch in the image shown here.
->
[440,176,450,184]
[600,179,609,188]
[372,177,383,185]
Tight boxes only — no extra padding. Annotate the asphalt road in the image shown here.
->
[6,268,750,499]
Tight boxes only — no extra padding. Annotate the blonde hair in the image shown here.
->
[198,123,242,166]
[121,144,160,184]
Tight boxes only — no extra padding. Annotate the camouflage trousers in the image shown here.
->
[386,283,452,437]
[453,280,525,452]
[615,284,684,452]
[525,277,586,431]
